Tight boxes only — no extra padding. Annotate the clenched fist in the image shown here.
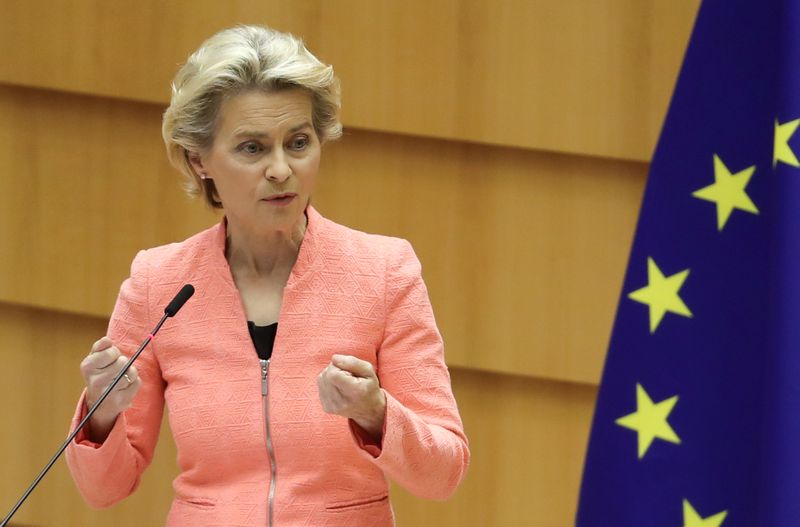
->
[317,354,386,441]
[79,336,141,442]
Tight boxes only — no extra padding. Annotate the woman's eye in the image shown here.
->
[240,142,262,154]
[289,136,309,150]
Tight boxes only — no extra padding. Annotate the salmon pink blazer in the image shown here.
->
[65,207,469,526]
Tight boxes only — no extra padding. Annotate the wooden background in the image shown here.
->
[0,0,699,525]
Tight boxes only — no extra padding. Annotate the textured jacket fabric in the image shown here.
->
[65,206,469,526]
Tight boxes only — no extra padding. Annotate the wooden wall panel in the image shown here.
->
[319,0,699,160]
[0,302,595,526]
[0,85,218,318]
[0,303,177,527]
[392,368,597,526]
[0,0,321,103]
[0,0,699,160]
[0,85,644,384]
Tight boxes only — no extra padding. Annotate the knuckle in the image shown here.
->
[79,361,91,376]
[83,353,101,368]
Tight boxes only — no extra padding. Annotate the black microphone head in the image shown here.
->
[165,284,195,317]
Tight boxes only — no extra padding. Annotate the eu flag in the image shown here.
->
[577,0,800,524]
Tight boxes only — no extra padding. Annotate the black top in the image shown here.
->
[247,321,278,361]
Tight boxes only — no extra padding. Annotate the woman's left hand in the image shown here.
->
[317,354,387,441]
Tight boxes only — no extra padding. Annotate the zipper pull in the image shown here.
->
[260,359,269,396]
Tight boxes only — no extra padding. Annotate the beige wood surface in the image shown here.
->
[0,2,701,525]
[0,0,699,160]
[0,85,645,385]
[0,85,219,317]
[0,302,595,526]
[0,303,177,527]
[392,368,597,526]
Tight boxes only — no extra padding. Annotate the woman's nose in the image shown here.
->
[265,153,292,182]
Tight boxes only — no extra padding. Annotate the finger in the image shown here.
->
[87,356,131,388]
[331,355,376,378]
[89,373,141,414]
[318,365,348,394]
[327,363,383,409]
[125,365,139,383]
[106,379,141,415]
[110,356,132,380]
[319,366,353,402]
[80,347,121,377]
[93,347,122,370]
[317,363,338,385]
[328,368,360,392]
[88,367,120,390]
[117,368,140,392]
[122,378,142,403]
[116,364,139,391]
[90,336,115,354]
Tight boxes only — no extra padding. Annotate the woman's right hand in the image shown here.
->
[79,336,141,442]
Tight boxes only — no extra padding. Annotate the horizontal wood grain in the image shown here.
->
[0,303,177,527]
[0,84,645,384]
[0,0,699,160]
[392,367,597,526]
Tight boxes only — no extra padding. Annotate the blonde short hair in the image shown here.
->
[162,25,342,208]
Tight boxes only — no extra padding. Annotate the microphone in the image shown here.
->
[165,284,195,317]
[0,284,195,527]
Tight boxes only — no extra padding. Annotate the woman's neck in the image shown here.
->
[225,213,307,280]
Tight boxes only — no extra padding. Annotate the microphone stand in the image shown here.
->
[1,284,194,527]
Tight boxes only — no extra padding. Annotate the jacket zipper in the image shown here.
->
[261,359,276,527]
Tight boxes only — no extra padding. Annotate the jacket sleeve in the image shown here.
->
[64,250,166,508]
[350,239,470,500]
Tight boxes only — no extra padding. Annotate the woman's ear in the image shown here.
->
[187,151,209,179]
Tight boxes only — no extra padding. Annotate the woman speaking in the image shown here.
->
[64,25,469,526]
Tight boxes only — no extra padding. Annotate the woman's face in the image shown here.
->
[191,88,321,234]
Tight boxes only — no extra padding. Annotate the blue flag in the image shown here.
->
[577,0,800,524]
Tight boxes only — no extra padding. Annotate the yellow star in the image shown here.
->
[683,499,728,527]
[774,118,800,168]
[692,155,758,231]
[628,257,692,333]
[615,383,680,459]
